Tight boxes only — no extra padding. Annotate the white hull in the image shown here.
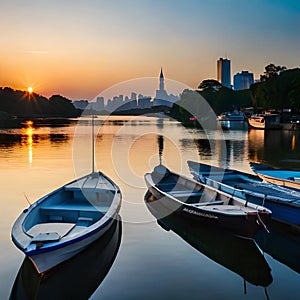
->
[29,218,114,273]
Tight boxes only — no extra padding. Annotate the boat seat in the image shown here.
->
[168,190,202,197]
[191,200,224,207]
[77,216,94,226]
[39,204,107,223]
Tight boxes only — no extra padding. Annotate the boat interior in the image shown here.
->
[23,181,117,240]
[151,167,264,214]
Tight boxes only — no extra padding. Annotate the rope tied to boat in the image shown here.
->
[256,207,270,234]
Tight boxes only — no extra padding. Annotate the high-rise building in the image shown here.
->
[217,58,231,88]
[233,71,254,90]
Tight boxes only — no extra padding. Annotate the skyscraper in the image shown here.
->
[233,71,254,90]
[217,58,231,88]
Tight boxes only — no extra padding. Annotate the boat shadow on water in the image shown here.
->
[9,216,122,300]
[145,191,273,289]
[255,220,300,275]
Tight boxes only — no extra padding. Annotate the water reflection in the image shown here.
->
[10,217,122,300]
[248,129,300,169]
[21,121,34,165]
[145,192,273,288]
[255,222,300,274]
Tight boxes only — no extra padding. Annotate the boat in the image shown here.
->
[187,160,300,227]
[10,216,122,299]
[145,191,273,287]
[11,116,122,273]
[247,113,281,129]
[250,162,300,190]
[217,109,247,130]
[144,164,271,239]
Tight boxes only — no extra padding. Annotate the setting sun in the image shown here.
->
[27,87,33,94]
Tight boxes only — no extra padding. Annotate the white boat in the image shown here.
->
[217,110,247,130]
[248,114,281,129]
[11,116,122,273]
[11,172,121,273]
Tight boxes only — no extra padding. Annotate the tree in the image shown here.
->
[260,64,287,82]
[198,79,222,91]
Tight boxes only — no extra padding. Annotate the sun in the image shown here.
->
[27,87,33,94]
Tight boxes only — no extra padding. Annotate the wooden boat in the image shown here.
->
[11,172,121,273]
[145,191,273,287]
[144,165,271,239]
[250,162,300,190]
[10,217,122,299]
[187,160,300,227]
[248,113,281,129]
[11,116,122,273]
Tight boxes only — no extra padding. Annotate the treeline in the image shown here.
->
[250,67,300,113]
[0,87,80,118]
[170,65,300,125]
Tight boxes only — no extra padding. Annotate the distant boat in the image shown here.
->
[145,191,273,287]
[144,165,271,239]
[250,162,300,190]
[217,110,247,130]
[247,113,281,129]
[187,160,300,227]
[11,116,122,273]
[10,217,122,299]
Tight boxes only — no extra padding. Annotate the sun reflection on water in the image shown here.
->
[22,121,34,165]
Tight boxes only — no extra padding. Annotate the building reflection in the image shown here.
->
[248,129,300,169]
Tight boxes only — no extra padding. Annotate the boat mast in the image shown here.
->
[91,107,95,173]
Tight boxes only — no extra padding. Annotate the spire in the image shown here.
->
[160,67,164,79]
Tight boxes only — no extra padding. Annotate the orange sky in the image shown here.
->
[1,1,299,100]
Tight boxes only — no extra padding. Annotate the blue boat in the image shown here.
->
[250,162,300,190]
[187,160,300,227]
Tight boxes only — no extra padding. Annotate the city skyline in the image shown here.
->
[0,0,300,100]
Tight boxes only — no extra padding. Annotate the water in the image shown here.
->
[1,116,299,299]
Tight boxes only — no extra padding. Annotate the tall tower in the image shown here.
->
[217,58,231,88]
[159,68,165,91]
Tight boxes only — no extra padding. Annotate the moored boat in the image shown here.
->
[11,171,122,273]
[250,162,300,190]
[144,165,271,239]
[247,113,281,129]
[145,191,273,287]
[217,110,247,130]
[188,160,300,227]
[10,216,122,299]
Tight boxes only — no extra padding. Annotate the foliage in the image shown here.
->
[250,67,300,112]
[0,87,80,118]
[198,79,222,91]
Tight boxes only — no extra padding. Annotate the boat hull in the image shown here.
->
[188,161,300,227]
[27,217,116,273]
[145,177,270,239]
[12,172,122,274]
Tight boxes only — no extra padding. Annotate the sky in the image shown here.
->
[0,0,300,100]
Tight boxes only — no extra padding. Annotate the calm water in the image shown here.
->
[1,116,300,299]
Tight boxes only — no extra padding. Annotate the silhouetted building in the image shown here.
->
[217,58,231,88]
[233,71,254,90]
[153,68,179,107]
[73,100,89,110]
[95,97,104,111]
